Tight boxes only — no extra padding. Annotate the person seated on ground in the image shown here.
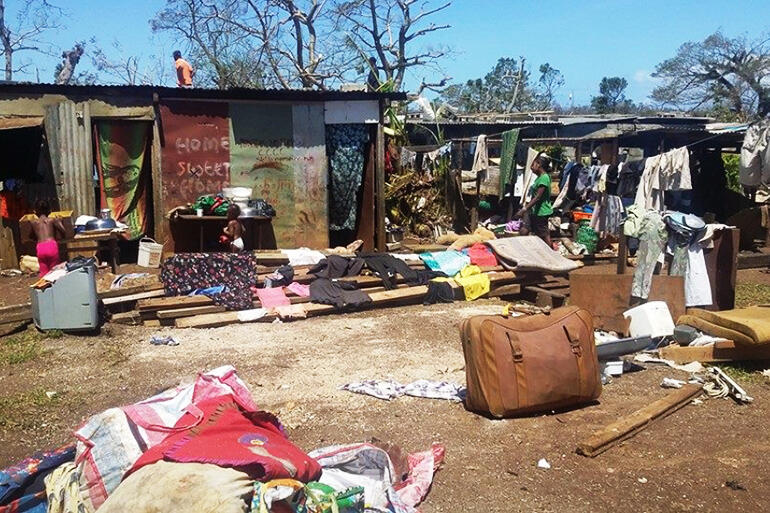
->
[222,204,244,252]
[31,200,65,277]
[516,152,554,248]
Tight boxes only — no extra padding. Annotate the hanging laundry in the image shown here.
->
[256,287,290,308]
[327,125,369,231]
[634,147,692,210]
[419,250,470,277]
[739,121,770,187]
[498,129,520,199]
[471,134,488,172]
[631,211,668,299]
[589,195,625,236]
[452,265,490,301]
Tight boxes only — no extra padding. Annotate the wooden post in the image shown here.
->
[617,225,627,275]
[375,99,386,252]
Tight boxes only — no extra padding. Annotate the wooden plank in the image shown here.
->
[487,284,522,298]
[138,295,213,312]
[569,273,685,335]
[143,319,161,328]
[177,272,518,328]
[659,340,770,363]
[576,385,702,458]
[0,303,33,324]
[0,225,19,270]
[102,289,165,306]
[110,311,142,325]
[156,305,226,319]
[402,243,448,253]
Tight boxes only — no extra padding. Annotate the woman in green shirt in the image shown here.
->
[516,152,554,247]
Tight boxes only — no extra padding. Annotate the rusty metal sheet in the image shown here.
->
[569,272,685,335]
[159,100,230,214]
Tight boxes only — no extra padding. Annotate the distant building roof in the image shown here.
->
[0,82,407,102]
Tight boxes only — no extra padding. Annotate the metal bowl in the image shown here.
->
[85,217,117,231]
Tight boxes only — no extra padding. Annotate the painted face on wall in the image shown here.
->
[102,143,141,199]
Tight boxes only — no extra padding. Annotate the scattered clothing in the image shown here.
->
[0,445,75,512]
[74,366,257,511]
[150,336,179,346]
[309,278,372,310]
[161,253,257,311]
[188,285,225,296]
[264,265,294,288]
[286,281,310,298]
[282,248,326,267]
[452,265,490,301]
[275,304,307,320]
[128,397,321,483]
[464,243,497,267]
[340,379,466,402]
[44,462,84,513]
[423,280,454,305]
[257,287,291,309]
[237,308,268,323]
[309,255,364,279]
[36,239,60,278]
[420,250,470,277]
[362,253,445,290]
[309,443,444,513]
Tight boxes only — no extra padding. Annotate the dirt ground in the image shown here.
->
[2,270,770,512]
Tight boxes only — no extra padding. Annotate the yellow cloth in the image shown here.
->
[680,306,770,346]
[453,265,490,301]
[44,462,86,513]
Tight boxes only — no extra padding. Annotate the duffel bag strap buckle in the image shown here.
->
[563,326,582,357]
[506,332,524,363]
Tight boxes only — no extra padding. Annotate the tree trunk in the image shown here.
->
[0,0,12,81]
[55,44,84,85]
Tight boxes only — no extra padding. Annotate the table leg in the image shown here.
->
[200,224,204,253]
[108,238,119,273]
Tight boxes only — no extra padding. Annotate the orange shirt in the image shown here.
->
[175,58,193,86]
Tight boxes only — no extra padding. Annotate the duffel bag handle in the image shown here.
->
[563,325,582,357]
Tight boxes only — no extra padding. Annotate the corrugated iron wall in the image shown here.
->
[43,100,95,216]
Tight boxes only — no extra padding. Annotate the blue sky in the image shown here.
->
[7,0,770,106]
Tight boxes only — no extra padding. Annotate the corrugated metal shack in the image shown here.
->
[0,83,405,252]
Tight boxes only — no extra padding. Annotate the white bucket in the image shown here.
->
[137,237,163,268]
[623,301,675,338]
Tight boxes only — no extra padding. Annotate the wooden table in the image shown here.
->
[175,215,272,252]
[65,231,123,273]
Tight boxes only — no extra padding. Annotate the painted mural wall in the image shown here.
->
[160,100,328,248]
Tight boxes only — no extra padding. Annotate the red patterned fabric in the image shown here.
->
[128,397,320,483]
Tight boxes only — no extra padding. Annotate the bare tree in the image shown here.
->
[152,0,267,89]
[91,40,168,85]
[652,31,770,120]
[336,0,451,91]
[0,0,63,81]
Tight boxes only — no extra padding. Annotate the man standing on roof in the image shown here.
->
[173,50,194,88]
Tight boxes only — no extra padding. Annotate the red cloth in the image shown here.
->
[127,396,321,483]
[467,243,497,267]
[36,239,60,277]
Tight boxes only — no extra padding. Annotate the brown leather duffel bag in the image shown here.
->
[460,305,601,417]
